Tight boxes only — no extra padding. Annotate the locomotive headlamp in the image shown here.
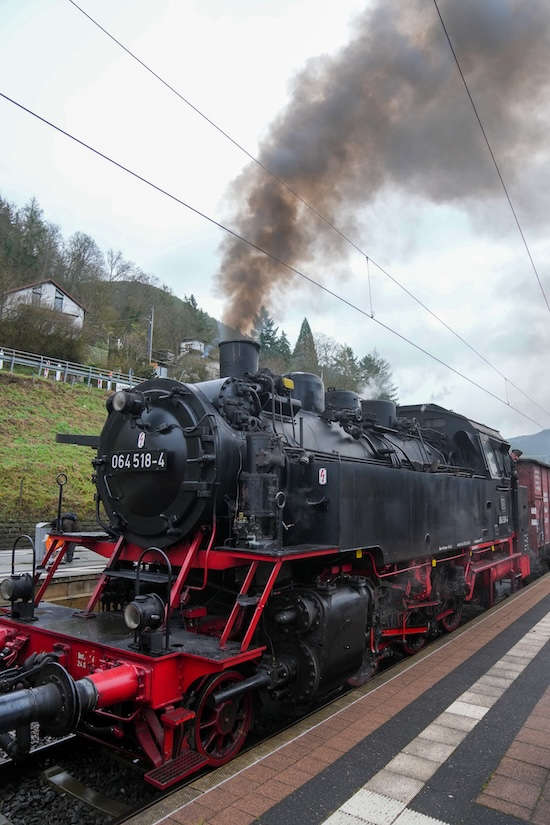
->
[111,391,146,415]
[0,573,33,603]
[123,593,165,631]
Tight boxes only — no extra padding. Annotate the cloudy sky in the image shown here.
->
[1,0,549,438]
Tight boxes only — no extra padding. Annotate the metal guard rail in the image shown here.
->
[0,345,145,389]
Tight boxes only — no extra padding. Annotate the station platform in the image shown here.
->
[0,546,104,577]
[0,547,102,609]
[126,573,550,825]
[0,546,107,576]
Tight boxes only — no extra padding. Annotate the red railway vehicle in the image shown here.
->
[516,457,550,568]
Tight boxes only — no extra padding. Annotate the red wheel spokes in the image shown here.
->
[194,671,253,766]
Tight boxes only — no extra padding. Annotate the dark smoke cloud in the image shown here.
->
[218,0,550,332]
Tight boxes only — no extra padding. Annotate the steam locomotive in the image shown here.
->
[0,340,534,787]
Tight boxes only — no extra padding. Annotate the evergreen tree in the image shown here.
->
[314,332,398,399]
[252,306,279,356]
[276,331,292,368]
[292,318,319,373]
[359,351,398,402]
[252,306,294,371]
[331,345,361,390]
[18,198,48,278]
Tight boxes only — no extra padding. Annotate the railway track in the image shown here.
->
[0,690,343,825]
[0,736,157,825]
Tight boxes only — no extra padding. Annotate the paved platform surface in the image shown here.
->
[0,546,104,577]
[126,573,550,825]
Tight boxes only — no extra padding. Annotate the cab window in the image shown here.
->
[479,434,506,479]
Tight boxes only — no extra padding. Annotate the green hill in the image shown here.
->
[0,372,106,521]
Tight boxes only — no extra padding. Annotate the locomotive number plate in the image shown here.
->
[110,450,168,472]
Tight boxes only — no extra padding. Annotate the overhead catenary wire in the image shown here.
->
[0,90,544,430]
[64,0,550,421]
[432,0,550,316]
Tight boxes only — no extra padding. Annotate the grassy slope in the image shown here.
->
[0,373,107,521]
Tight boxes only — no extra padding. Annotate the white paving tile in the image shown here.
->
[476,674,513,689]
[500,659,531,670]
[458,690,497,708]
[386,753,440,782]
[467,681,505,699]
[341,789,406,824]
[418,723,467,746]
[487,666,528,680]
[324,810,371,825]
[499,654,530,666]
[443,700,488,720]
[435,711,478,732]
[402,738,455,763]
[394,810,450,825]
[492,661,525,674]
[365,769,424,804]
[511,642,544,654]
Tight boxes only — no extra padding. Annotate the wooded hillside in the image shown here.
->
[0,193,398,398]
[0,195,219,374]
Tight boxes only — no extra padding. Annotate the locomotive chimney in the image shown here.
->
[219,339,260,379]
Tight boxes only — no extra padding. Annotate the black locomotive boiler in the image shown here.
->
[0,339,532,787]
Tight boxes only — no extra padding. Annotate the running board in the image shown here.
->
[144,749,209,789]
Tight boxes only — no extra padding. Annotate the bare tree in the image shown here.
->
[63,232,105,290]
[105,248,133,282]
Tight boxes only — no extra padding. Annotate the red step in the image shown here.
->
[144,749,209,790]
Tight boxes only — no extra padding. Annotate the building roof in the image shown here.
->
[4,279,87,312]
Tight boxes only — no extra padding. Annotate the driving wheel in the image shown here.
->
[194,671,253,766]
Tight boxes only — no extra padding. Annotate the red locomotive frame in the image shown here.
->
[0,526,528,788]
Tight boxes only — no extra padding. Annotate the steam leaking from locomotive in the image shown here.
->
[218,0,550,332]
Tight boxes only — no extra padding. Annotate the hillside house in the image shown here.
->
[180,339,206,356]
[2,279,86,329]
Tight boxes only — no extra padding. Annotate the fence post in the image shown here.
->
[88,366,92,387]
[10,350,15,372]
[64,360,68,382]
[0,349,3,370]
[38,355,43,377]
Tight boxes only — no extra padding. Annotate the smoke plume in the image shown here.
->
[218,0,550,332]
